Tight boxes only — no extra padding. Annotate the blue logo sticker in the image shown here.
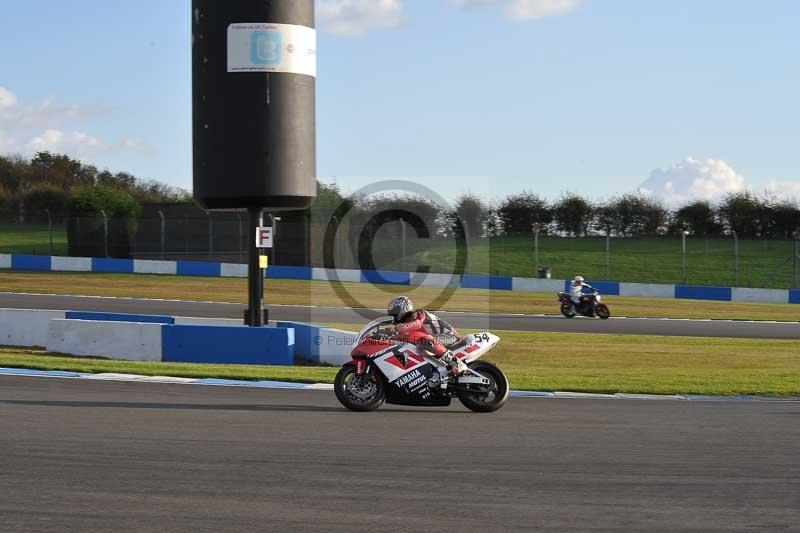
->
[251,31,281,65]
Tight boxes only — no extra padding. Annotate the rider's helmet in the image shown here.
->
[574,275,585,285]
[387,296,414,323]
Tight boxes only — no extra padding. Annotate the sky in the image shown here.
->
[1,0,799,205]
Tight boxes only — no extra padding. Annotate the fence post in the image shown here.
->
[100,209,109,258]
[158,210,166,260]
[605,231,611,281]
[793,237,798,290]
[681,231,688,285]
[270,215,280,266]
[733,230,739,287]
[400,217,406,272]
[45,209,53,256]
[206,212,214,261]
[237,212,244,264]
[184,215,189,254]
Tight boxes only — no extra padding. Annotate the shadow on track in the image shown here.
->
[0,399,469,414]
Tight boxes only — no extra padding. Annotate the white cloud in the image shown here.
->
[0,86,150,160]
[0,87,18,108]
[449,0,583,20]
[763,180,800,204]
[317,0,407,36]
[638,158,747,205]
[26,129,110,158]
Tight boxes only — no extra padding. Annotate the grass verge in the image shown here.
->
[2,332,798,396]
[1,271,798,322]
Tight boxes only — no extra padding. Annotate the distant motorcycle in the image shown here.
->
[334,317,510,413]
[557,290,610,320]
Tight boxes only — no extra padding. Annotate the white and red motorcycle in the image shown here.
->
[334,317,510,413]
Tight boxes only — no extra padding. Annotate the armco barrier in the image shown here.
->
[162,325,294,365]
[619,282,675,298]
[316,328,357,366]
[462,275,513,291]
[2,253,799,305]
[268,265,313,280]
[563,280,621,296]
[47,319,164,361]
[177,260,221,277]
[134,259,177,275]
[92,258,133,274]
[12,254,51,271]
[361,269,410,286]
[731,288,789,304]
[278,321,356,366]
[65,311,175,325]
[0,308,66,347]
[51,257,92,272]
[675,285,732,302]
[278,321,321,363]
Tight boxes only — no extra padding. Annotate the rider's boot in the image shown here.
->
[441,351,467,377]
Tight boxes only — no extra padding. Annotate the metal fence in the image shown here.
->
[2,215,798,289]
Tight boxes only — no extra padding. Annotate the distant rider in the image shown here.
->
[387,296,467,376]
[570,275,594,312]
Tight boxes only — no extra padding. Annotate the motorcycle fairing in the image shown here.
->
[452,332,500,364]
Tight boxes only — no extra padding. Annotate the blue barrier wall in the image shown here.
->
[461,275,513,291]
[92,258,134,274]
[562,280,620,296]
[675,285,733,302]
[66,311,175,325]
[278,321,321,363]
[4,253,798,305]
[12,254,51,271]
[162,325,294,366]
[268,266,313,280]
[361,270,411,286]
[177,261,221,277]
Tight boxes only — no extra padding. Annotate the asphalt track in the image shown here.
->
[1,375,798,532]
[2,291,800,339]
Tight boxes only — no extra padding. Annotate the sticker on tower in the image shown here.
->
[228,23,316,77]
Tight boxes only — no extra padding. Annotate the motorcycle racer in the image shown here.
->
[387,296,467,376]
[570,275,594,312]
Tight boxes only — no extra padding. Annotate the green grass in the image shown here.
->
[3,332,799,396]
[0,224,68,256]
[0,347,338,383]
[382,235,799,289]
[2,225,797,288]
[1,271,798,322]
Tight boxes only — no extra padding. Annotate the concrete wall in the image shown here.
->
[51,256,92,272]
[134,259,178,275]
[0,309,66,347]
[47,319,163,361]
[731,288,789,304]
[3,253,798,305]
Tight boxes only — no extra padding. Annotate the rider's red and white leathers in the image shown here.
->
[394,310,453,358]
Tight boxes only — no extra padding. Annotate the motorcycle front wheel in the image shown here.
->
[596,304,610,320]
[560,303,576,318]
[457,362,509,413]
[334,364,386,412]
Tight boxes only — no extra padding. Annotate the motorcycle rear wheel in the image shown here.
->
[561,303,576,318]
[457,362,509,413]
[596,304,610,320]
[334,364,386,412]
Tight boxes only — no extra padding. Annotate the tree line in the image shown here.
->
[318,190,800,240]
[3,151,799,240]
[0,152,190,221]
